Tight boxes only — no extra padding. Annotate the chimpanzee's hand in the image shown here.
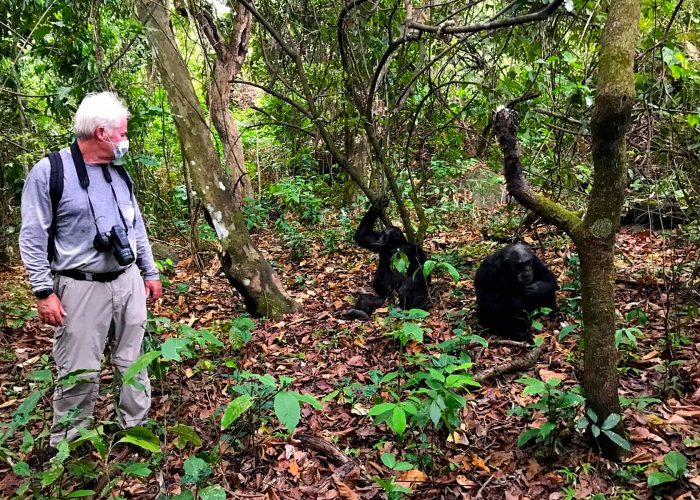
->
[524,283,542,297]
[371,195,390,212]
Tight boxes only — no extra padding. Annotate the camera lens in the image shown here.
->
[110,226,135,266]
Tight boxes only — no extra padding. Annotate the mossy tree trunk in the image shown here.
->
[493,0,640,459]
[136,0,298,318]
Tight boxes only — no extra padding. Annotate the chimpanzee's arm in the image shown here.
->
[354,197,388,252]
[527,256,558,296]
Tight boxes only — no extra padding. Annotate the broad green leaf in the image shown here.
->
[403,322,423,342]
[368,402,396,416]
[12,461,31,477]
[117,426,161,453]
[429,400,442,426]
[539,422,556,438]
[602,430,631,451]
[390,407,407,436]
[295,393,323,410]
[274,391,301,431]
[422,260,436,278]
[182,456,213,485]
[67,490,96,498]
[39,465,64,487]
[198,485,226,500]
[161,338,191,361]
[123,462,152,478]
[438,262,460,283]
[123,351,161,391]
[647,471,677,487]
[380,453,397,468]
[169,424,203,447]
[517,428,540,446]
[221,395,254,430]
[601,413,621,430]
[664,451,687,477]
[28,369,53,382]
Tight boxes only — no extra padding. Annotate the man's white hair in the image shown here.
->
[73,92,130,139]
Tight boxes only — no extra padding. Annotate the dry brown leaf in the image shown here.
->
[288,458,300,477]
[396,469,427,488]
[332,476,359,500]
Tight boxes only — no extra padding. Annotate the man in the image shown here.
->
[19,92,162,447]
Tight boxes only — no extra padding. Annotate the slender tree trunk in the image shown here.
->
[136,0,298,318]
[190,2,254,204]
[493,0,641,459]
[578,0,640,457]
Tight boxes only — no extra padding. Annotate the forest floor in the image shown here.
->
[0,211,699,499]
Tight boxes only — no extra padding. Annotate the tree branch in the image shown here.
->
[493,107,582,239]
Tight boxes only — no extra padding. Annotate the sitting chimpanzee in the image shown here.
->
[474,243,557,342]
[345,197,430,320]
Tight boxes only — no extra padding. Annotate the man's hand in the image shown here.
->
[144,280,162,302]
[37,294,66,326]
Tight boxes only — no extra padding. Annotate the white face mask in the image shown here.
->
[112,139,129,159]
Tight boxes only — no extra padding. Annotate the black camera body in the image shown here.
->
[93,226,135,266]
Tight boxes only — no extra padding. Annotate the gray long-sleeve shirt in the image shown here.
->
[19,147,160,292]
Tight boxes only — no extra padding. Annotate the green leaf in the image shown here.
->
[438,262,460,283]
[647,471,677,487]
[591,425,600,438]
[539,422,556,438]
[403,322,423,342]
[122,462,152,478]
[557,392,584,409]
[221,395,254,430]
[602,430,631,451]
[12,461,31,477]
[274,391,301,431]
[28,369,53,382]
[368,402,396,416]
[123,351,161,391]
[39,465,64,487]
[422,260,436,278]
[429,400,442,426]
[12,390,43,425]
[380,453,397,468]
[295,393,323,410]
[601,413,621,430]
[198,485,226,500]
[182,456,213,485]
[161,338,190,361]
[67,490,96,498]
[390,407,407,437]
[559,324,578,339]
[517,428,540,447]
[393,462,414,472]
[169,424,203,448]
[664,451,687,477]
[117,426,161,453]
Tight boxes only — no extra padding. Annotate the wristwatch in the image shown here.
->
[34,288,54,299]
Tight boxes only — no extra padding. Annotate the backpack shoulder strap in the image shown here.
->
[46,151,64,262]
[113,165,133,196]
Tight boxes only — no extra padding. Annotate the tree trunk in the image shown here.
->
[190,2,254,205]
[493,0,641,459]
[578,0,640,457]
[136,0,299,318]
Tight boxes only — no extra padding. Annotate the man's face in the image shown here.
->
[95,118,128,159]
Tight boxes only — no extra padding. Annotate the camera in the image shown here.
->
[93,226,135,266]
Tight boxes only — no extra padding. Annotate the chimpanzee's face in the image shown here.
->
[511,259,534,285]
[377,227,407,250]
[507,244,534,285]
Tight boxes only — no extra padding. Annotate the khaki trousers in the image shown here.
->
[50,265,151,446]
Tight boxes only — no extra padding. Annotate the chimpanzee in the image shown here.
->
[345,197,430,320]
[474,243,557,342]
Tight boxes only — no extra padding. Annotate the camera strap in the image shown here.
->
[69,141,130,235]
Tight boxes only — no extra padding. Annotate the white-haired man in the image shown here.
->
[19,92,162,446]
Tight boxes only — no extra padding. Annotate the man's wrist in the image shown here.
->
[34,288,54,300]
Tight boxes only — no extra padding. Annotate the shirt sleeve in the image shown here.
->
[131,196,160,281]
[19,159,55,292]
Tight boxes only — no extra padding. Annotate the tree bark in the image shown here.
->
[190,3,254,205]
[136,0,299,318]
[493,0,641,459]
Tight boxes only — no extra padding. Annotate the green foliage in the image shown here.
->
[513,377,585,457]
[647,451,688,488]
[576,408,631,453]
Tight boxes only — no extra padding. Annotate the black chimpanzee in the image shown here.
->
[345,197,430,320]
[474,243,557,342]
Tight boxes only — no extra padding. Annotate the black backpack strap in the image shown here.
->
[47,151,64,262]
[69,141,89,189]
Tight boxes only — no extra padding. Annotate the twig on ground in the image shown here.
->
[474,346,541,382]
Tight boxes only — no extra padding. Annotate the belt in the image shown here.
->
[57,268,127,282]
